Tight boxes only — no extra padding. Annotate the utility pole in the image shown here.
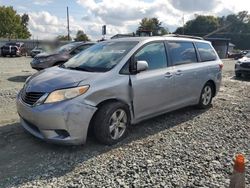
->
[67,6,70,41]
[182,14,185,35]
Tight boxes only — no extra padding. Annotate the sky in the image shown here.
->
[0,0,250,40]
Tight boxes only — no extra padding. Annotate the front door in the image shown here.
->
[130,42,175,121]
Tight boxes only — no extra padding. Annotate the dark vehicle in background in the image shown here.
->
[228,51,244,60]
[235,52,250,77]
[31,47,45,58]
[30,42,95,70]
[1,42,27,57]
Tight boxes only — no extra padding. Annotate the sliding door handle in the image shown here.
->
[175,70,183,76]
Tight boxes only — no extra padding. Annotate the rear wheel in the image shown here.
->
[93,102,130,145]
[197,82,214,109]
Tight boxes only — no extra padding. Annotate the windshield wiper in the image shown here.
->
[66,66,95,72]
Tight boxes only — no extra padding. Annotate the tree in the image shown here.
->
[56,35,71,41]
[74,30,90,41]
[0,6,31,39]
[21,13,29,27]
[174,15,220,37]
[221,11,250,49]
[174,11,250,49]
[137,17,169,36]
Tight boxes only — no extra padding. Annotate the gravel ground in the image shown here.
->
[0,57,249,187]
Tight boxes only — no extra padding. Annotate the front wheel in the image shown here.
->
[197,83,214,109]
[93,102,130,145]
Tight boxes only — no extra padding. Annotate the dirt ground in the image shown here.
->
[0,57,35,124]
[0,57,249,187]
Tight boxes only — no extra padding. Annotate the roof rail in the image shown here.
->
[163,34,204,40]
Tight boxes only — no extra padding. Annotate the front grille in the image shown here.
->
[21,91,45,105]
[240,63,250,68]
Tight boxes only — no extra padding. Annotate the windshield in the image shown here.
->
[63,41,138,72]
[56,43,78,53]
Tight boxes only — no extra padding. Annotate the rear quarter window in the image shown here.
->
[196,42,217,62]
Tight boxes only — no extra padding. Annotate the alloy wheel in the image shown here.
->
[201,86,212,105]
[109,109,127,140]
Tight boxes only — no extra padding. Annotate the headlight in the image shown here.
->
[44,85,89,104]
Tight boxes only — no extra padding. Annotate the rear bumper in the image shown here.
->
[214,71,222,96]
[16,92,97,145]
[1,50,17,55]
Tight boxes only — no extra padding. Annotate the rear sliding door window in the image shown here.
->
[168,41,197,65]
[196,42,217,62]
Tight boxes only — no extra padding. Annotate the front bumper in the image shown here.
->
[16,92,97,145]
[235,63,250,75]
[30,59,49,70]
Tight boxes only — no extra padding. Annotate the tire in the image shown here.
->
[197,82,214,109]
[93,102,130,145]
[235,72,241,78]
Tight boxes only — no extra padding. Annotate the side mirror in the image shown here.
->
[136,60,148,72]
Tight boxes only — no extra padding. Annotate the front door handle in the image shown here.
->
[175,70,183,76]
[164,72,173,78]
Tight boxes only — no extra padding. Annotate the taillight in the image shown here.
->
[219,63,224,70]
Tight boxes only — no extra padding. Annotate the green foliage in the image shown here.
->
[0,6,31,39]
[175,15,220,36]
[137,17,169,36]
[174,11,250,49]
[56,35,71,41]
[74,30,90,41]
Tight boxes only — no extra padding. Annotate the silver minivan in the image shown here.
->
[16,36,223,145]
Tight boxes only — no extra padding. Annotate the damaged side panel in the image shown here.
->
[82,74,134,121]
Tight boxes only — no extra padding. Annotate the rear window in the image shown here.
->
[196,42,217,62]
[168,41,197,65]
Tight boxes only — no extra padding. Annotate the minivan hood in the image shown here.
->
[25,67,96,93]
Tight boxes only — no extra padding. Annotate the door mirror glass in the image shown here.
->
[137,60,148,72]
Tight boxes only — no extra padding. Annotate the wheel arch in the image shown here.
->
[87,98,132,137]
[205,80,216,97]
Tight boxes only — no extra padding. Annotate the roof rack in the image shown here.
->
[163,34,204,40]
